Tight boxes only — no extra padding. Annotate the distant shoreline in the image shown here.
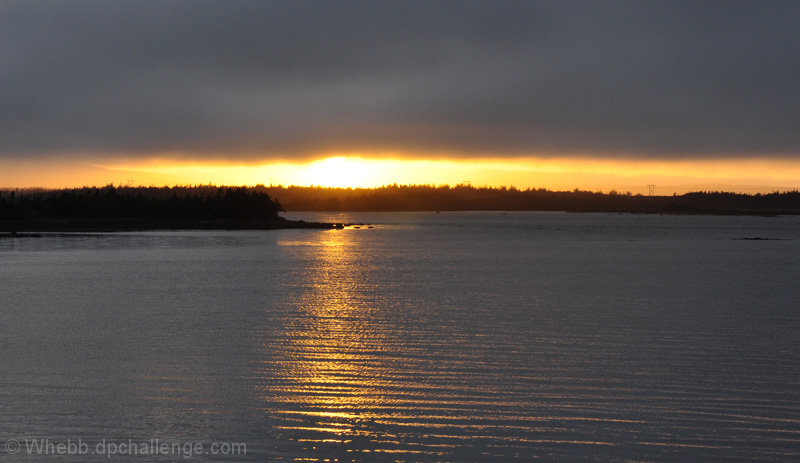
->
[3,186,800,224]
[0,217,344,233]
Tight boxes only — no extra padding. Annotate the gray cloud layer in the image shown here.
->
[1,0,799,160]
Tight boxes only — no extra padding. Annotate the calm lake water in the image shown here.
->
[2,212,800,462]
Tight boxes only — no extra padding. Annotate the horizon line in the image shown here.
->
[2,183,799,197]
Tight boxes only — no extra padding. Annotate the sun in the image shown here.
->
[300,156,375,188]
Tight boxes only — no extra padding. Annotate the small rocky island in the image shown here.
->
[0,186,343,232]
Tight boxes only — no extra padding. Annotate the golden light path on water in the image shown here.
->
[257,230,388,454]
[260,229,447,458]
[272,230,391,438]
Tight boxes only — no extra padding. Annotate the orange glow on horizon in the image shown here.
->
[1,154,799,195]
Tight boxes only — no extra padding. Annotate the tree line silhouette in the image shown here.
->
[2,185,799,221]
[260,185,800,215]
[0,186,283,221]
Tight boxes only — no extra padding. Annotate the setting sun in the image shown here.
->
[299,157,374,188]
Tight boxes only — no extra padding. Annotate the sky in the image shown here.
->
[1,0,799,192]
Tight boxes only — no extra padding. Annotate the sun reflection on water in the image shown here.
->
[260,230,398,454]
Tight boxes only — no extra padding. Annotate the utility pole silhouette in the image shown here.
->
[647,184,656,196]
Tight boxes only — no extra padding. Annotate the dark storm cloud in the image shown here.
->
[1,0,799,160]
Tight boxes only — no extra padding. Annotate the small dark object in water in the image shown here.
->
[737,237,786,241]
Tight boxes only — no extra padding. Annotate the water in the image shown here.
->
[1,212,799,461]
